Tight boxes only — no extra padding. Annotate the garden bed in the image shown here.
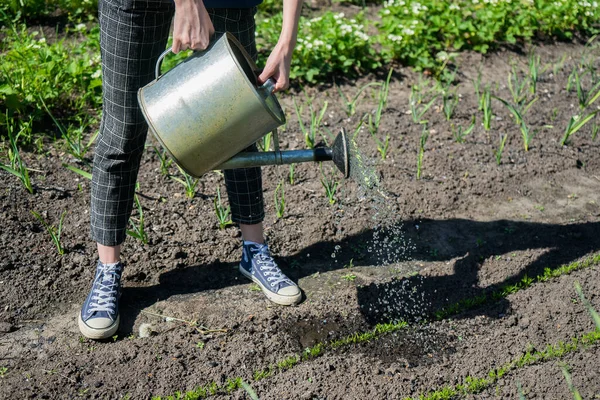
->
[1,4,600,400]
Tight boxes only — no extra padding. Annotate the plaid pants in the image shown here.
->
[91,0,264,246]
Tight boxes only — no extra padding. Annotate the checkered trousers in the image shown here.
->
[91,0,264,246]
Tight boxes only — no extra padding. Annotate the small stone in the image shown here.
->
[0,322,15,333]
[519,317,530,329]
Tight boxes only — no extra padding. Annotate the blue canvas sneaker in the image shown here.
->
[78,261,123,339]
[239,242,301,305]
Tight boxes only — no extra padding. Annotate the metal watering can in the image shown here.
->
[137,33,350,178]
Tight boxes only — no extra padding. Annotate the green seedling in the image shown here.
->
[494,134,508,165]
[574,282,600,329]
[561,364,583,400]
[528,51,545,95]
[342,273,357,281]
[409,84,438,124]
[171,164,199,199]
[336,81,382,117]
[240,381,260,400]
[0,367,7,378]
[368,68,394,134]
[442,87,459,121]
[320,165,339,205]
[1,114,34,194]
[473,67,483,110]
[258,130,273,152]
[63,163,92,180]
[288,163,295,185]
[569,68,600,110]
[416,125,429,180]
[274,180,285,219]
[560,110,599,146]
[451,116,476,143]
[293,92,328,149]
[494,96,538,151]
[126,185,148,245]
[31,210,67,255]
[351,118,364,141]
[41,98,98,161]
[592,120,599,141]
[196,341,205,350]
[367,117,390,160]
[153,146,172,176]
[553,53,567,75]
[481,85,492,131]
[507,64,529,106]
[214,187,233,229]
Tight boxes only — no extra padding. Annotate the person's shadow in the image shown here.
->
[120,218,600,333]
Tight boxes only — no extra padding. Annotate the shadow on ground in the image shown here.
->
[120,219,600,332]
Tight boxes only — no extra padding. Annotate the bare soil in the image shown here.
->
[1,29,600,400]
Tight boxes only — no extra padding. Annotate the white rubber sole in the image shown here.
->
[77,313,120,340]
[239,265,301,306]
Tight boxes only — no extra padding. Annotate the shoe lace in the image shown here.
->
[254,245,291,287]
[88,264,121,314]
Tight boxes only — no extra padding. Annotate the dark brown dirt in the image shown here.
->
[1,26,600,400]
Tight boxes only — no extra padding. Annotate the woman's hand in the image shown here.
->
[257,0,302,93]
[172,0,215,54]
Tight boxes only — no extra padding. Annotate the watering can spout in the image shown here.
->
[215,128,351,178]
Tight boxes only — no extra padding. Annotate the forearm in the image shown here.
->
[278,0,302,50]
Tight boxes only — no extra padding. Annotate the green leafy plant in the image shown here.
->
[494,134,508,165]
[528,51,545,95]
[274,180,285,219]
[560,110,599,146]
[126,185,148,245]
[508,63,529,105]
[0,367,7,378]
[416,125,429,180]
[568,68,600,110]
[591,120,599,141]
[63,163,92,180]
[258,130,273,152]
[171,164,199,199]
[214,187,233,229]
[451,116,476,144]
[31,210,67,255]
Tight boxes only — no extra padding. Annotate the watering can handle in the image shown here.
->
[155,47,173,80]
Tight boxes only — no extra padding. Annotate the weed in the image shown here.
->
[560,110,599,146]
[336,81,382,117]
[253,368,271,381]
[293,92,328,149]
[214,187,233,229]
[277,355,299,371]
[31,210,67,255]
[249,284,261,292]
[302,343,323,360]
[274,180,285,218]
[342,273,357,281]
[0,367,7,378]
[153,146,172,176]
[494,134,508,165]
[196,341,205,350]
[416,125,429,180]
[127,184,148,245]
[320,165,339,205]
[171,164,199,199]
[451,116,476,143]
